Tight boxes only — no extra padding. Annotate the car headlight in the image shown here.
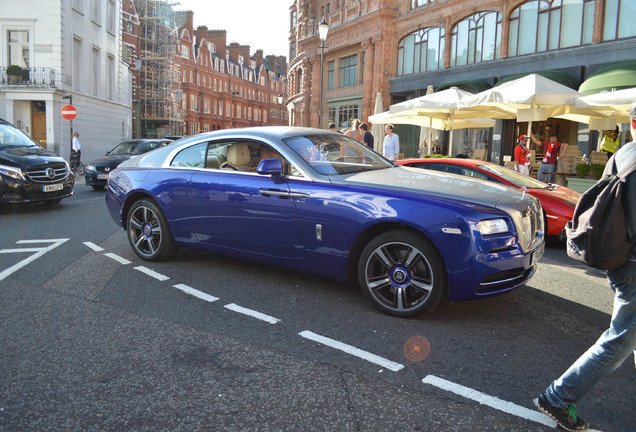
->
[87,165,96,171]
[476,218,508,235]
[0,164,26,180]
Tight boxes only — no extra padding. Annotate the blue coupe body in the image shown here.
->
[106,127,545,317]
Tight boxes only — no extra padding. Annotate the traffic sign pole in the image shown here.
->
[61,97,76,164]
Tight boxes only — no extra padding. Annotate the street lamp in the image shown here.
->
[318,17,329,128]
[277,93,283,126]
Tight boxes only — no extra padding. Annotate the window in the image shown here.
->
[91,0,101,23]
[107,55,115,100]
[509,0,595,56]
[7,30,30,68]
[411,0,435,8]
[451,11,501,67]
[171,143,206,168]
[290,42,296,60]
[339,55,357,88]
[397,27,445,76]
[107,0,116,34]
[91,46,100,96]
[327,101,362,129]
[291,10,297,29]
[73,38,82,91]
[328,61,334,89]
[603,0,636,41]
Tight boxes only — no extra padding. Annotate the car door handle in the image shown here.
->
[259,189,309,199]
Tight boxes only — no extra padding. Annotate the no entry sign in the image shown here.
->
[61,104,77,120]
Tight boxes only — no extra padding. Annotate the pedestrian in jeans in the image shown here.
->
[533,100,636,431]
[531,132,567,183]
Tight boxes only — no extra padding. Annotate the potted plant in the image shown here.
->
[567,162,603,193]
[6,64,22,84]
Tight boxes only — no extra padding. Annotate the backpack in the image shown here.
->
[565,159,636,270]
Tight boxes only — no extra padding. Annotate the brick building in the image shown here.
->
[287,0,636,161]
[123,0,288,139]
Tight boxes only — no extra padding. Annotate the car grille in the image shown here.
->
[25,163,69,184]
[518,200,544,251]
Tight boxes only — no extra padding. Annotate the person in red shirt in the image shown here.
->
[531,132,568,183]
[514,135,532,176]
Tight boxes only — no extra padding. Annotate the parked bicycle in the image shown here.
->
[70,151,85,176]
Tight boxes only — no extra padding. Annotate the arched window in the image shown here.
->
[603,0,636,41]
[451,11,502,67]
[397,27,445,76]
[509,0,595,56]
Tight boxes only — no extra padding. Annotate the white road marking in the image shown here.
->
[422,375,557,428]
[224,303,280,324]
[174,284,219,303]
[299,330,404,372]
[134,266,169,281]
[0,239,69,282]
[83,242,104,252]
[103,253,132,265]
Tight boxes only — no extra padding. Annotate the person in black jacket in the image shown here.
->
[533,100,636,431]
[359,122,374,149]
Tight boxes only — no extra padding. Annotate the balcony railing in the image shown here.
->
[1,66,57,87]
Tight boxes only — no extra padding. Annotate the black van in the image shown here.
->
[0,118,74,204]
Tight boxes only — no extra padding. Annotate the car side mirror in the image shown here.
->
[104,151,110,156]
[257,158,284,182]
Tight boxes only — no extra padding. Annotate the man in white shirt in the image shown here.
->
[383,125,399,161]
[72,132,81,153]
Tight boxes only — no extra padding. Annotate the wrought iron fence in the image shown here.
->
[1,66,57,87]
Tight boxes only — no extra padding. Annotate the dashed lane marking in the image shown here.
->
[174,283,219,303]
[0,239,69,283]
[134,266,170,281]
[224,303,281,324]
[103,253,132,265]
[83,242,104,252]
[423,375,565,429]
[299,330,405,372]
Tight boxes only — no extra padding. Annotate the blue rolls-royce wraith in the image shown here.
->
[106,127,545,317]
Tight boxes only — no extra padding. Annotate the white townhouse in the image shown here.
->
[0,0,133,162]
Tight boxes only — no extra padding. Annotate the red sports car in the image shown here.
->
[397,158,581,238]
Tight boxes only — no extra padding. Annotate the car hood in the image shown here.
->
[0,145,65,168]
[337,166,532,209]
[528,185,580,206]
[88,154,132,167]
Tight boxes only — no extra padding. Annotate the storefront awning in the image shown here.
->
[579,60,636,95]
[436,80,490,93]
[496,70,579,90]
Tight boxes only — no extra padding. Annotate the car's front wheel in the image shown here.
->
[358,230,446,317]
[126,198,175,261]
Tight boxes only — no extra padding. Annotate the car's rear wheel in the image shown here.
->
[358,230,446,317]
[126,198,175,261]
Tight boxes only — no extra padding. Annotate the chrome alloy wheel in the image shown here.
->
[362,240,438,316]
[128,204,162,258]
[126,199,175,261]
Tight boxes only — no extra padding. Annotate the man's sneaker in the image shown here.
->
[533,393,588,431]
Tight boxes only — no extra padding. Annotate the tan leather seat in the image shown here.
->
[223,142,251,171]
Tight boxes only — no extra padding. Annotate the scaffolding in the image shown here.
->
[134,0,184,137]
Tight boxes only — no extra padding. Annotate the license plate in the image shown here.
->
[531,242,545,265]
[43,183,63,192]
[97,174,109,180]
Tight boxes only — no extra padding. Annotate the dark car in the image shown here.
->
[0,118,74,204]
[106,127,545,318]
[85,138,172,189]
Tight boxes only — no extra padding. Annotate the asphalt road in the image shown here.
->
[0,182,634,432]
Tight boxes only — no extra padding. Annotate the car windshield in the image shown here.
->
[283,133,392,175]
[0,123,40,149]
[109,140,159,156]
[477,163,552,188]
